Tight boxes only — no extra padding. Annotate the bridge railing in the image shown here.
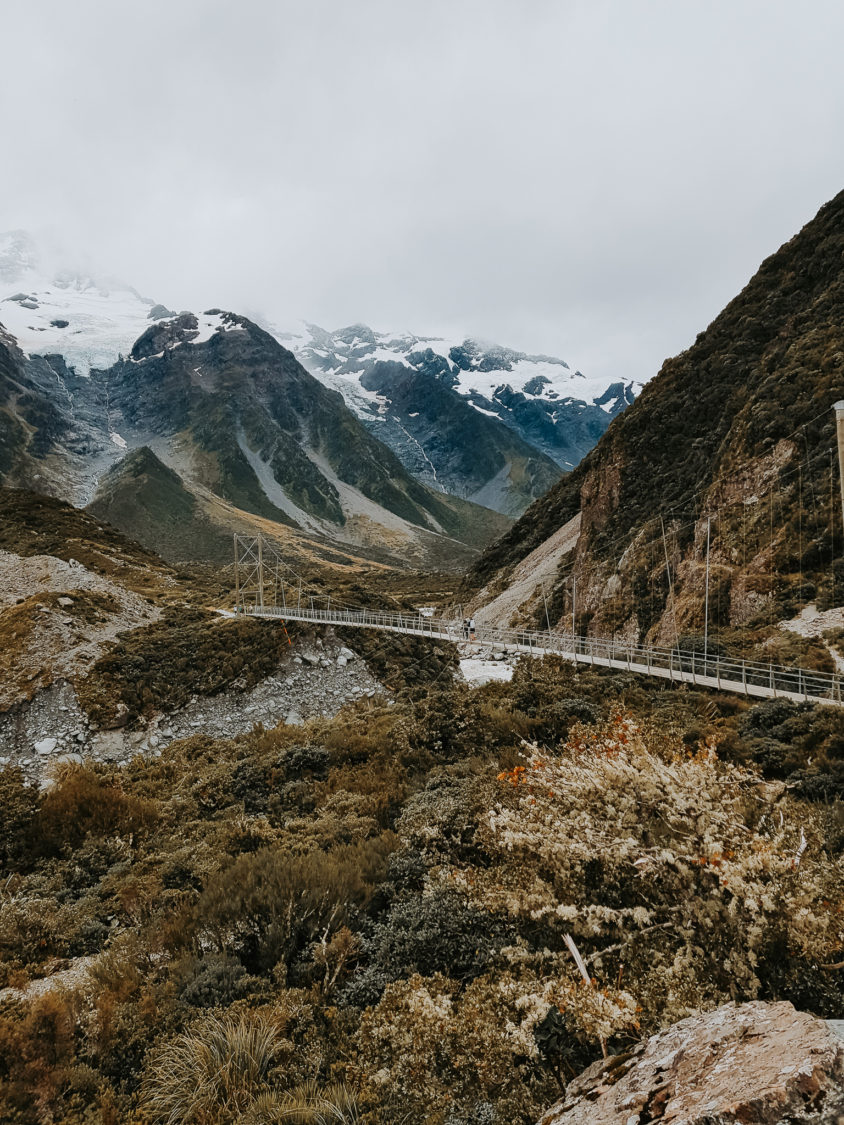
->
[239,604,842,703]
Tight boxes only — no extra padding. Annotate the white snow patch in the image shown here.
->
[455,357,621,406]
[460,658,514,686]
[599,395,622,414]
[274,320,643,417]
[0,242,163,374]
[369,345,407,363]
[189,312,244,344]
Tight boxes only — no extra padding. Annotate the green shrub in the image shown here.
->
[77,608,287,727]
[34,764,158,854]
[195,842,388,975]
[341,888,510,1007]
[0,767,38,871]
[175,954,270,1009]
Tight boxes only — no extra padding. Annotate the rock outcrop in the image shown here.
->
[538,1002,844,1125]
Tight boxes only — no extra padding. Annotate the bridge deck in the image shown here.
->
[240,605,844,707]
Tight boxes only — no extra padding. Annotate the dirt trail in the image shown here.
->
[469,513,581,628]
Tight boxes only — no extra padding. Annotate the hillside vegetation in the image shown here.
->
[0,655,842,1124]
[467,189,844,643]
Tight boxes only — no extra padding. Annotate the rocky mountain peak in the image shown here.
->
[129,309,248,360]
[272,319,640,513]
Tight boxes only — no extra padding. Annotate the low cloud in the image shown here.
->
[3,0,844,384]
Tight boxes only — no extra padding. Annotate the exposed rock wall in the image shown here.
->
[538,1001,844,1125]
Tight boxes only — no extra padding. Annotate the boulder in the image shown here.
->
[34,737,57,756]
[104,702,129,730]
[54,753,83,766]
[537,1001,844,1125]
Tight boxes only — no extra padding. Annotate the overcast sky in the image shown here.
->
[3,0,844,385]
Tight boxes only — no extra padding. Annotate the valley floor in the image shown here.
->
[1,498,842,1125]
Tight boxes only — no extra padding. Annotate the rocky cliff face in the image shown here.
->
[538,1001,844,1125]
[467,189,844,644]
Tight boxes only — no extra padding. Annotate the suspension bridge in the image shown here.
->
[232,535,844,707]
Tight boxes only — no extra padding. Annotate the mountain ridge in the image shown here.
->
[0,307,509,568]
[465,187,844,646]
[0,228,638,560]
[277,319,639,514]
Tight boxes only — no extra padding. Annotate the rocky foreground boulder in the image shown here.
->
[538,1001,844,1125]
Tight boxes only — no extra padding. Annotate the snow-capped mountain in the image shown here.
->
[274,321,640,509]
[0,305,510,569]
[278,321,638,434]
[0,230,174,375]
[0,230,641,523]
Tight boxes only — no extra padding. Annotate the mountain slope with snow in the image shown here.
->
[0,304,509,568]
[0,230,174,375]
[274,321,640,513]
